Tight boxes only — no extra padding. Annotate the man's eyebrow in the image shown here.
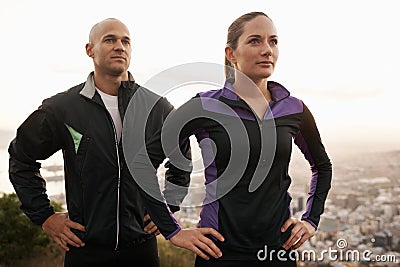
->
[102,34,131,40]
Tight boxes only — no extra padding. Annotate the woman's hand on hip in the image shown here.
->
[281,217,316,250]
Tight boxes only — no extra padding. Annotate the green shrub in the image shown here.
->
[0,193,63,266]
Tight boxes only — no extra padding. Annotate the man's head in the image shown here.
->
[86,18,132,78]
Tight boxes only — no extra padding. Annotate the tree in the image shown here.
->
[0,193,62,265]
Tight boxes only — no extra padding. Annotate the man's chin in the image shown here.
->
[108,67,129,77]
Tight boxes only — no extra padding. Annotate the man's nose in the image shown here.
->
[114,40,125,51]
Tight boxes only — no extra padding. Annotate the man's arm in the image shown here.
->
[9,109,60,225]
[9,107,85,251]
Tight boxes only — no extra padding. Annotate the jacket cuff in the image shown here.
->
[165,226,182,240]
[167,204,180,213]
[33,209,55,226]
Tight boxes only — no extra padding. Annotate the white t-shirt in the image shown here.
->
[96,88,122,142]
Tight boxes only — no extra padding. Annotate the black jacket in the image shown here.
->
[9,73,190,249]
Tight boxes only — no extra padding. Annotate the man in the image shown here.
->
[9,18,223,267]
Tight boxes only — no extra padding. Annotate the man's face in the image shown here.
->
[87,19,132,77]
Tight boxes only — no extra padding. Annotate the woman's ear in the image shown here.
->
[225,46,237,65]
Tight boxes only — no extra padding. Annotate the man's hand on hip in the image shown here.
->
[143,214,160,236]
[42,212,86,251]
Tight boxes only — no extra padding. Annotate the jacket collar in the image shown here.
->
[220,78,291,103]
[80,71,135,99]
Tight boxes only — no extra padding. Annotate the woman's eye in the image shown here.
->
[270,39,278,45]
[249,38,259,44]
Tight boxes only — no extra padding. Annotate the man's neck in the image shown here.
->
[93,72,129,96]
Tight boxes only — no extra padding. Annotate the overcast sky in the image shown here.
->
[1,0,399,151]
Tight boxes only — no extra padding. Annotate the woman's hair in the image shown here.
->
[225,11,271,80]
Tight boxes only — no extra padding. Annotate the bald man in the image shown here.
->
[9,18,223,266]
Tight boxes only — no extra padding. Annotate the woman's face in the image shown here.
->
[227,16,279,82]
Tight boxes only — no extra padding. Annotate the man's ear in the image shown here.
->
[225,46,237,65]
[85,43,94,58]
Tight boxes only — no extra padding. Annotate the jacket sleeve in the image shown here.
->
[129,96,192,239]
[8,107,64,225]
[293,103,332,229]
[163,140,191,213]
[162,96,206,213]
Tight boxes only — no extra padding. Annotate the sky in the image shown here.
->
[0,0,399,153]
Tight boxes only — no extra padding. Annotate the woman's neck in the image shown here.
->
[232,74,271,102]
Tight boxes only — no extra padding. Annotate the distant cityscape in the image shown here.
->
[175,149,400,266]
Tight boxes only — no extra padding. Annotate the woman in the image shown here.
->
[161,11,332,266]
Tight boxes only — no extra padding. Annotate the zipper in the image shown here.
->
[100,104,121,250]
[239,98,276,192]
[114,135,121,250]
[109,114,121,251]
[82,92,122,250]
